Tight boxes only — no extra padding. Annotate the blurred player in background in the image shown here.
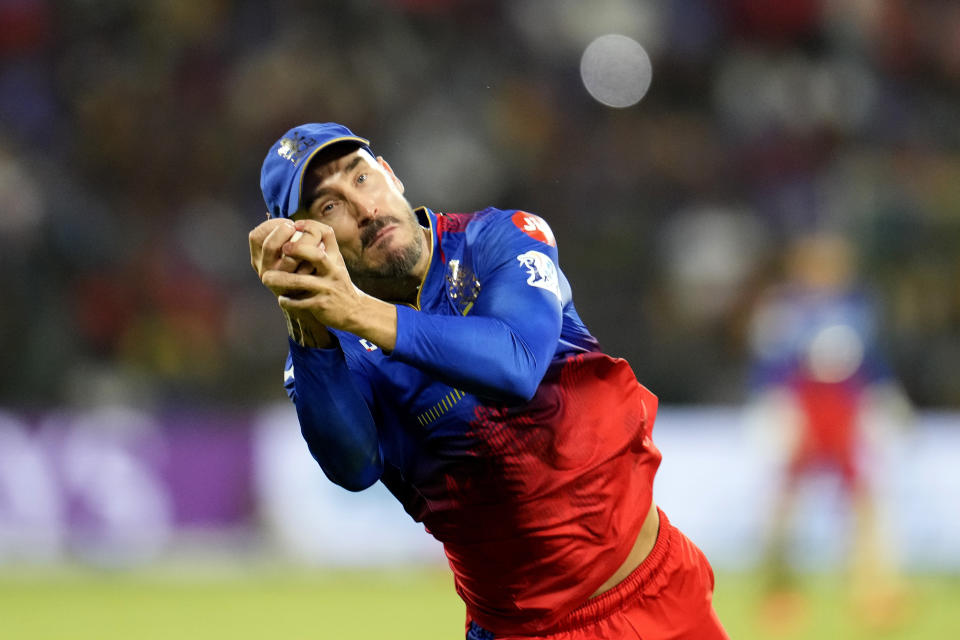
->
[248,123,729,639]
[746,232,911,629]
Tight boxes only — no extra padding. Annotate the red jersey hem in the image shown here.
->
[542,507,678,633]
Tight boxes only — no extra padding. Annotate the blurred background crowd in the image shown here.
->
[1,0,958,410]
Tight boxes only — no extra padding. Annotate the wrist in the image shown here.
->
[283,309,333,349]
[298,322,333,349]
[344,294,398,352]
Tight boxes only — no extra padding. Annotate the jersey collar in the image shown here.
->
[410,206,436,311]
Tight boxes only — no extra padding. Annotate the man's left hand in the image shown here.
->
[262,220,366,332]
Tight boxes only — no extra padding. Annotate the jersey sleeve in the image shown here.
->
[392,211,564,403]
[284,336,383,491]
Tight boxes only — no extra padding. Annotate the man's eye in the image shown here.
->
[313,200,336,216]
[357,173,367,184]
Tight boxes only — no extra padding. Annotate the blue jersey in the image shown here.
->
[282,207,661,635]
[748,284,892,390]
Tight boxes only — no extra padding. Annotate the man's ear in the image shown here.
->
[377,156,404,194]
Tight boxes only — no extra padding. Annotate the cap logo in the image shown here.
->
[277,132,317,166]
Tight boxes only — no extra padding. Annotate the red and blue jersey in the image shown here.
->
[748,285,895,485]
[283,207,662,635]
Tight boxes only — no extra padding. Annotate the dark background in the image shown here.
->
[2,0,958,409]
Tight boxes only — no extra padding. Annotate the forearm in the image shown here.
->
[288,339,383,491]
[391,306,557,403]
[283,290,396,350]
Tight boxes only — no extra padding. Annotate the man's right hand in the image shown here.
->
[249,217,333,348]
[250,218,307,277]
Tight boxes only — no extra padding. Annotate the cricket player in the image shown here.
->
[249,122,728,639]
[748,233,908,625]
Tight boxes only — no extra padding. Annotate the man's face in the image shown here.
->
[294,149,424,281]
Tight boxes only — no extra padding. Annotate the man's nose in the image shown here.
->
[354,197,378,223]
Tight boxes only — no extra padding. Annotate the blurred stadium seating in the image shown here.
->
[1,0,960,409]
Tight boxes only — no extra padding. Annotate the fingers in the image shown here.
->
[248,217,289,247]
[249,218,294,256]
[261,270,320,297]
[294,220,343,265]
[277,294,315,311]
[255,219,349,306]
[283,238,329,272]
[284,226,328,275]
[281,228,313,274]
[293,219,334,239]
[264,222,299,270]
[250,219,297,275]
[283,220,337,274]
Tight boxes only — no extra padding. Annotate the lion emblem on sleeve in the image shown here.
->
[516,250,561,301]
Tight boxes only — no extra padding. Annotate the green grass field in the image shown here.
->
[1,566,958,639]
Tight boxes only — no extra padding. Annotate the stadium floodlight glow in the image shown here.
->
[580,34,652,108]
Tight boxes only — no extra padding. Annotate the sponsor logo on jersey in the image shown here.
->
[517,250,561,300]
[511,211,555,246]
[359,339,379,352]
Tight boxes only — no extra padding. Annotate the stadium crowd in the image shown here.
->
[1,0,958,409]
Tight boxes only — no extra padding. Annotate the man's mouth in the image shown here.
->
[370,224,396,247]
[362,218,400,249]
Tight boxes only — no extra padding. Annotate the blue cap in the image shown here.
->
[260,122,373,219]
